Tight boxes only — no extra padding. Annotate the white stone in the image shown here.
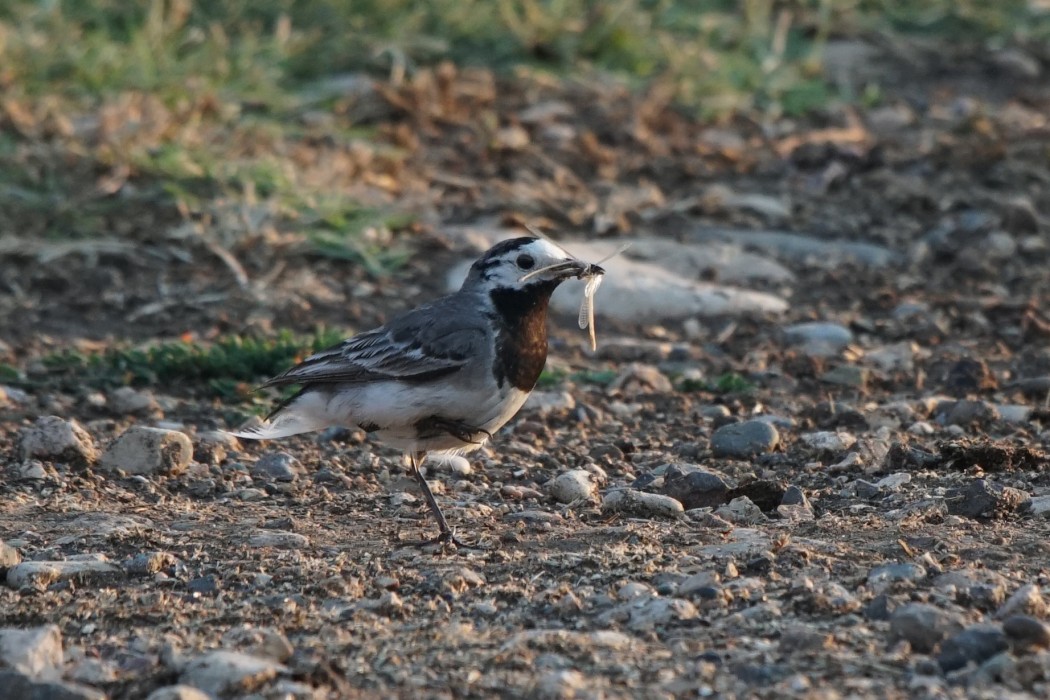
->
[800,431,857,452]
[19,416,98,466]
[100,426,193,476]
[548,470,595,504]
[146,686,212,700]
[524,390,576,414]
[0,625,64,679]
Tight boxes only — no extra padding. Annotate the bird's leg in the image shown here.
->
[404,452,477,549]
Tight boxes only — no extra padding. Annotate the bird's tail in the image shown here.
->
[226,388,331,440]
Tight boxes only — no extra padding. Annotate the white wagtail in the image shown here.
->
[231,237,603,547]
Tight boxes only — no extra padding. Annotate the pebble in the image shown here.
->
[0,673,105,700]
[607,363,674,394]
[0,624,64,677]
[221,626,294,663]
[548,470,595,504]
[523,390,576,414]
[146,686,212,700]
[100,426,193,476]
[251,452,301,482]
[14,460,49,481]
[779,625,834,654]
[867,563,927,592]
[18,416,99,467]
[875,472,911,491]
[1002,615,1050,651]
[248,530,310,549]
[124,551,177,576]
[109,386,161,415]
[942,400,999,426]
[602,489,684,519]
[617,582,655,600]
[679,571,721,597]
[661,466,729,510]
[937,624,1008,672]
[179,650,286,697]
[946,479,1030,519]
[800,431,857,453]
[714,497,767,525]
[533,669,588,699]
[889,603,962,653]
[781,485,810,508]
[627,598,698,632]
[997,583,1046,619]
[710,420,780,458]
[187,575,222,596]
[6,560,124,591]
[782,322,854,357]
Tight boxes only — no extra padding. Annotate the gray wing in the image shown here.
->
[261,295,489,388]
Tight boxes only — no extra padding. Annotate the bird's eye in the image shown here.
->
[516,254,535,270]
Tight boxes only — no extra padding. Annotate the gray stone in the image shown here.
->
[946,479,1030,519]
[800,431,857,453]
[781,486,810,508]
[221,626,294,663]
[1003,615,1050,650]
[626,598,698,632]
[548,470,595,504]
[714,496,767,525]
[602,489,683,519]
[679,571,721,597]
[109,386,161,416]
[0,671,105,700]
[251,452,301,482]
[100,426,193,476]
[937,624,1008,672]
[179,650,286,697]
[867,563,926,592]
[889,603,963,653]
[661,467,729,510]
[19,416,98,467]
[146,686,212,700]
[6,560,124,591]
[710,420,779,458]
[248,531,310,549]
[124,552,177,576]
[13,460,48,481]
[996,583,1046,619]
[693,227,899,268]
[782,322,853,357]
[0,625,63,678]
[942,400,999,427]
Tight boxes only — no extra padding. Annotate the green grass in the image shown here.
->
[31,329,345,398]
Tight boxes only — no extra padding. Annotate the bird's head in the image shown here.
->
[464,237,598,292]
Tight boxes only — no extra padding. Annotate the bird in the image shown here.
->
[230,236,602,547]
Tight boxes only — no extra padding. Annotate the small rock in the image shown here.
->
[867,563,927,592]
[800,431,857,453]
[714,497,767,525]
[679,571,721,597]
[100,426,193,476]
[781,485,809,508]
[179,650,285,697]
[188,576,222,596]
[997,583,1047,619]
[533,669,587,700]
[0,624,64,678]
[13,460,48,481]
[937,624,1008,672]
[146,686,213,700]
[548,470,595,504]
[124,552,177,576]
[782,322,853,357]
[524,391,576,414]
[251,452,300,482]
[946,479,1030,519]
[627,598,698,632]
[661,467,729,510]
[889,603,962,653]
[602,489,684,519]
[6,560,123,591]
[779,625,834,654]
[248,531,310,549]
[618,582,655,600]
[710,420,779,458]
[875,472,911,491]
[0,672,105,700]
[19,416,98,467]
[942,400,999,427]
[1003,615,1050,652]
[109,386,161,416]
[820,365,869,388]
[607,363,673,394]
[221,626,294,663]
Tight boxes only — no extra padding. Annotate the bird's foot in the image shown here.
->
[400,528,486,551]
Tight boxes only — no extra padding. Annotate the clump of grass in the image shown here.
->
[35,329,345,396]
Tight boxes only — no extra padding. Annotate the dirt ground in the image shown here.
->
[5,36,1050,699]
